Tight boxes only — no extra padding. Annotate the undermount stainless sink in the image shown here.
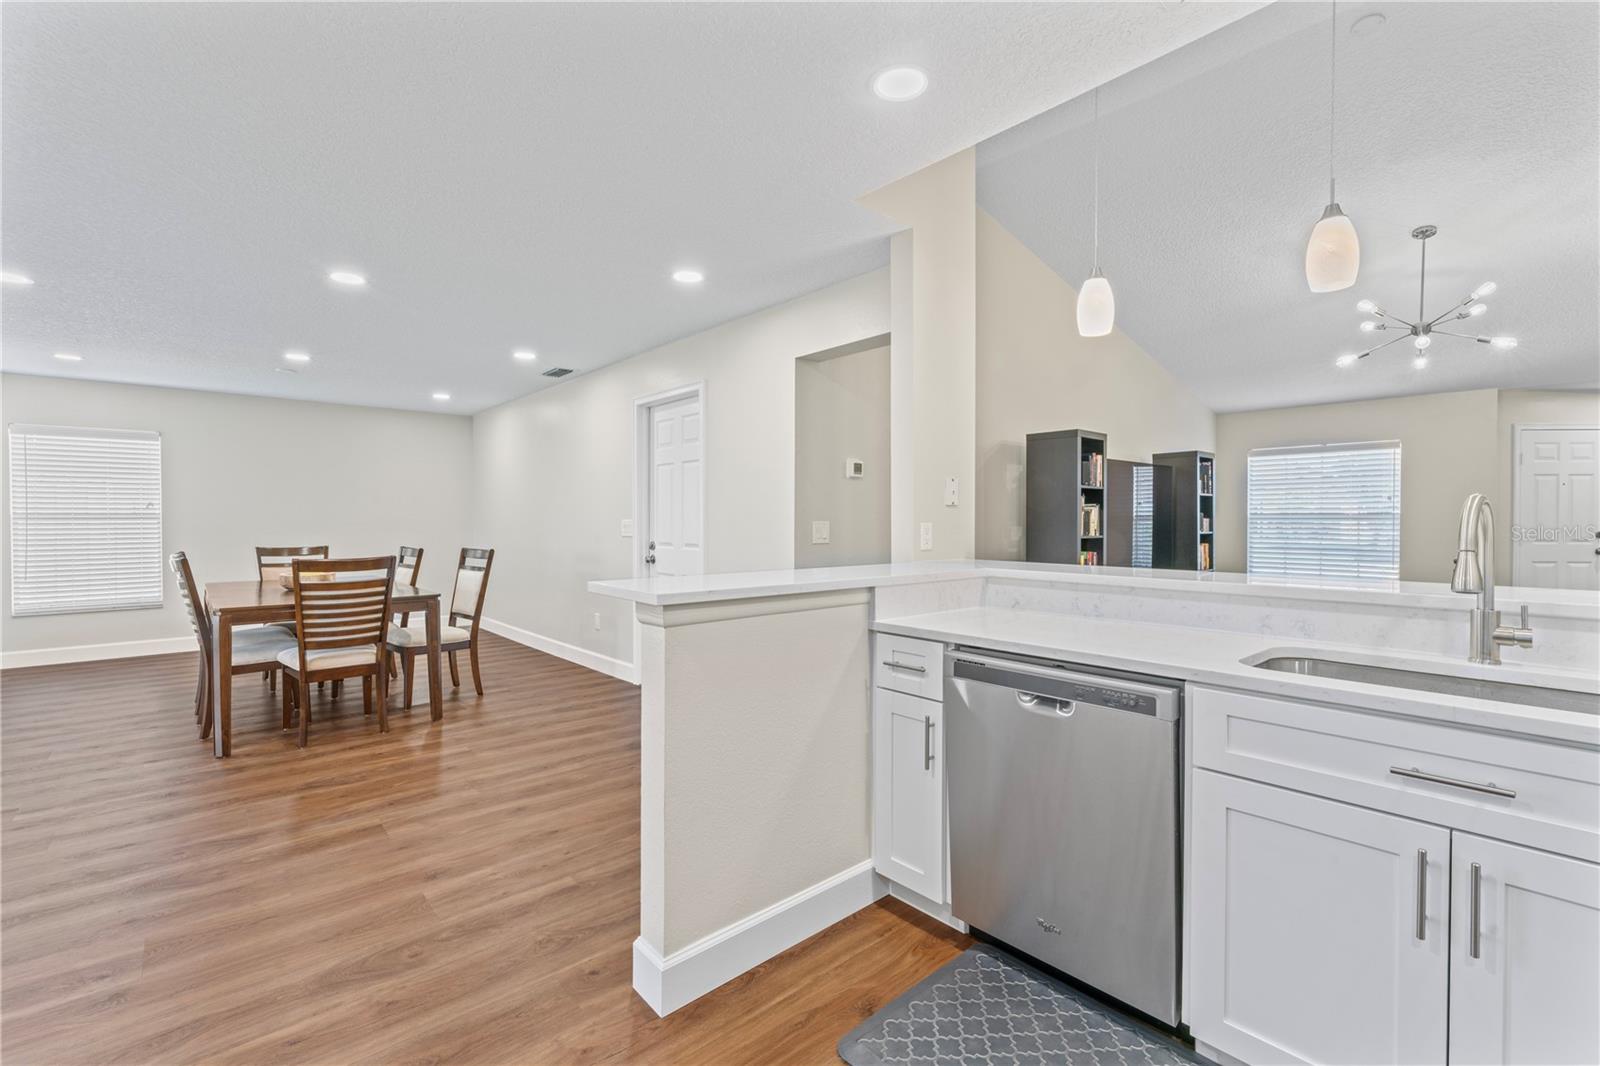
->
[1251,655,1600,715]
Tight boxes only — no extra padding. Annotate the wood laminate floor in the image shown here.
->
[1,635,970,1065]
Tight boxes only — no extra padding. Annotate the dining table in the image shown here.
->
[202,580,445,757]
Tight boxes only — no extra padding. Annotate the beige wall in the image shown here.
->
[794,343,890,568]
[975,210,1217,559]
[1214,388,1501,582]
[472,269,889,672]
[860,150,977,561]
[0,373,473,658]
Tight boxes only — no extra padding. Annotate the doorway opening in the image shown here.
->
[794,334,891,568]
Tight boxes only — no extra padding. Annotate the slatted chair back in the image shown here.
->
[169,551,212,659]
[289,556,397,673]
[256,544,329,585]
[395,546,424,627]
[448,548,495,633]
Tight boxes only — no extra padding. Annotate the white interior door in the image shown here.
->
[1513,426,1599,589]
[1449,832,1600,1066]
[646,394,703,576]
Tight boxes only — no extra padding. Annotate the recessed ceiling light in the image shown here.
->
[513,349,538,362]
[327,270,366,287]
[1350,12,1386,36]
[671,269,704,285]
[284,351,312,363]
[431,391,451,401]
[1,271,34,286]
[872,66,928,102]
[52,352,82,362]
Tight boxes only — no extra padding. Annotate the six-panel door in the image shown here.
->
[1189,770,1450,1066]
[1449,832,1600,1065]
[871,686,944,902]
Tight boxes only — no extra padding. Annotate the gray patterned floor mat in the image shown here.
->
[838,944,1206,1066]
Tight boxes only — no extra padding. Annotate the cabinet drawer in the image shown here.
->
[1191,686,1600,862]
[874,633,944,699]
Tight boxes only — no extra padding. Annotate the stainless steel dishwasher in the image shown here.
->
[945,647,1182,1026]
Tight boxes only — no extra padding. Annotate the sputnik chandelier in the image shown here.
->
[1338,225,1517,371]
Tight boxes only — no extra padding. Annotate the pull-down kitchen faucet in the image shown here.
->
[1450,493,1534,664]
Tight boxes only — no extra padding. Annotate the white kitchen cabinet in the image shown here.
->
[1190,769,1450,1066]
[1448,833,1600,1066]
[871,685,944,902]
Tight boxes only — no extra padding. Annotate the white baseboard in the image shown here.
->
[0,635,193,671]
[633,858,882,1016]
[884,878,968,933]
[479,616,639,685]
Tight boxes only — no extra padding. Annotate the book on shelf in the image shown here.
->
[1201,516,1212,533]
[1080,501,1101,537]
[1197,460,1215,494]
[1079,549,1100,566]
[1199,541,1212,570]
[1080,453,1105,488]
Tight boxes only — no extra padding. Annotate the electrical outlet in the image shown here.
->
[944,476,959,507]
[592,612,602,631]
[811,520,831,545]
[620,518,634,537]
[919,522,934,551]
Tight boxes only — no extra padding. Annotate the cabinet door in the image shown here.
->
[1190,771,1449,1066]
[1449,833,1600,1065]
[871,687,943,902]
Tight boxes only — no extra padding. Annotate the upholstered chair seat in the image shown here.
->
[276,646,379,672]
[386,624,471,647]
[233,627,299,666]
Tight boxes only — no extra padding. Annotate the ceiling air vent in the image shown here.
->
[541,367,573,378]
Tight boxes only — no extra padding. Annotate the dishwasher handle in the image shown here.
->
[951,652,1180,721]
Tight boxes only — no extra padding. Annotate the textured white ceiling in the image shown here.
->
[0,2,1262,414]
[978,1,1600,413]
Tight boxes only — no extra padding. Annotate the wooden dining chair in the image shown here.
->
[255,545,329,690]
[387,547,494,706]
[386,546,424,680]
[278,556,397,748]
[169,551,297,741]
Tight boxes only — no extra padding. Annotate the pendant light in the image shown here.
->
[1077,87,1115,337]
[1305,0,1360,293]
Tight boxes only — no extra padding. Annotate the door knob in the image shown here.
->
[644,540,657,565]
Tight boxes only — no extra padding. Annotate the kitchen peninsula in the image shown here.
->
[592,559,1600,1063]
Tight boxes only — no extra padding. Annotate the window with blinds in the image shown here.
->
[1131,463,1155,568]
[9,425,164,616]
[1246,440,1401,582]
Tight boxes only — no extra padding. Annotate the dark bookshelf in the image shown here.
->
[1025,429,1107,566]
[1153,450,1215,571]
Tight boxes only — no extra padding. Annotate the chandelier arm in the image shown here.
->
[1361,334,1410,358]
[1430,329,1475,339]
[1427,304,1470,329]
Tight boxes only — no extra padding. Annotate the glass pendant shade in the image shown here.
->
[1306,203,1360,292]
[1077,273,1115,337]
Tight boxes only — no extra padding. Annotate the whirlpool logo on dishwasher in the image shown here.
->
[1035,917,1063,935]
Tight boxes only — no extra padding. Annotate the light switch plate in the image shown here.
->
[811,520,831,545]
[944,476,959,507]
[844,458,865,479]
[620,518,634,537]
[919,522,934,551]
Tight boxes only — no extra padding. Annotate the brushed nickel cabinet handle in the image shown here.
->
[1469,862,1483,959]
[883,660,927,674]
[923,716,934,771]
[1389,766,1516,799]
[1415,849,1428,942]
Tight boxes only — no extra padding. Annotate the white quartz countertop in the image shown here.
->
[590,559,1600,620]
[873,606,1600,746]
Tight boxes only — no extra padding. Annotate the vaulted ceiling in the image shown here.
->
[1,1,1262,413]
[978,1,1599,413]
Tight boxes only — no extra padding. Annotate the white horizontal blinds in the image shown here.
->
[9,424,164,616]
[1247,440,1401,582]
[1131,464,1154,568]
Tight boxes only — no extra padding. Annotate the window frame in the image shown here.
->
[8,423,165,617]
[1245,438,1402,582]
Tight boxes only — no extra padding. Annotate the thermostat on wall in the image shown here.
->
[845,458,865,479]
